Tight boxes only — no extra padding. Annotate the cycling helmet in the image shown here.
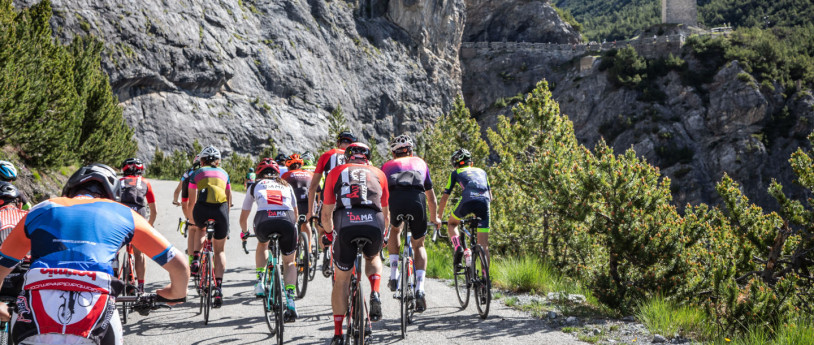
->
[0,161,17,181]
[337,131,357,144]
[302,151,315,162]
[285,154,304,168]
[0,181,20,207]
[198,146,221,163]
[389,135,414,153]
[256,158,280,177]
[450,148,472,167]
[249,168,255,172]
[121,158,145,176]
[274,153,287,165]
[62,163,119,200]
[344,143,371,162]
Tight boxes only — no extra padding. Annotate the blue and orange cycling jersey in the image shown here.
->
[443,166,491,203]
[0,197,175,275]
[190,166,231,204]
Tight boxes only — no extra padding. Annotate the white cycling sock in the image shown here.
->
[389,254,399,279]
[416,270,426,292]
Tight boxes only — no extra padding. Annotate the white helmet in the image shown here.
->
[389,135,414,153]
[198,146,221,162]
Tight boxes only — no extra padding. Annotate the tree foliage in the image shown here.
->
[0,0,135,167]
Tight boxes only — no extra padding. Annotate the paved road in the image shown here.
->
[123,180,583,344]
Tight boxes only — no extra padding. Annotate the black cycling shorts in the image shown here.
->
[254,212,298,255]
[193,202,230,240]
[452,199,491,232]
[296,201,309,218]
[388,190,428,239]
[331,209,384,271]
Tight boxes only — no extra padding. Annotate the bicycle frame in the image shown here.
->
[345,238,372,345]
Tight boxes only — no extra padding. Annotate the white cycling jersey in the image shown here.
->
[241,178,297,212]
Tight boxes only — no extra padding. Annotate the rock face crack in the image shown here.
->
[23,0,464,158]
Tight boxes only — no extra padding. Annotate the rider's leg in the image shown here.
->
[447,216,462,248]
[365,254,383,294]
[477,232,490,264]
[331,265,352,335]
[387,223,401,283]
[412,236,427,290]
[134,248,146,291]
[214,238,227,282]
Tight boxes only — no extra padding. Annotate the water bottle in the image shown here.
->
[464,248,472,267]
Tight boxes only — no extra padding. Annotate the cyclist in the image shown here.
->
[281,154,314,250]
[437,148,493,266]
[275,153,289,175]
[119,158,158,293]
[308,132,356,271]
[173,156,201,265]
[0,182,27,298]
[321,143,389,344]
[188,146,232,308]
[381,135,441,312]
[301,151,317,172]
[244,168,257,190]
[0,160,32,210]
[0,163,188,344]
[239,159,300,321]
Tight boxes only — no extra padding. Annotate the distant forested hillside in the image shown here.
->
[554,0,814,41]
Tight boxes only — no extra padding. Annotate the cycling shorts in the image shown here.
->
[253,212,298,256]
[193,202,230,240]
[296,201,309,218]
[452,199,491,233]
[331,208,384,272]
[0,264,25,298]
[388,190,428,239]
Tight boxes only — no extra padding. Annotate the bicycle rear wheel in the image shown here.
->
[275,268,285,344]
[308,228,318,281]
[453,249,470,309]
[295,232,309,298]
[353,279,367,345]
[119,252,132,324]
[472,245,491,319]
[203,252,213,324]
[399,256,408,338]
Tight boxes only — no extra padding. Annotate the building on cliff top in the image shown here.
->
[661,0,697,27]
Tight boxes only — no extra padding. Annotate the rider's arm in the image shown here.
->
[321,203,335,234]
[130,211,189,300]
[426,188,440,224]
[146,181,157,225]
[321,169,338,233]
[307,177,319,218]
[438,193,450,219]
[438,170,456,218]
[239,191,254,233]
[377,168,390,227]
[172,180,182,205]
[226,176,233,207]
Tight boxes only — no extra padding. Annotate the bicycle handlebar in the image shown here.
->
[116,293,185,316]
[241,232,256,254]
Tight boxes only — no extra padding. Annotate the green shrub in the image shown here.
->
[636,296,712,340]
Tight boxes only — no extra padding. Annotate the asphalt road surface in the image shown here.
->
[123,180,583,344]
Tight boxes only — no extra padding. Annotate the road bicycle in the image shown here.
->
[312,216,334,278]
[295,216,310,298]
[452,216,491,319]
[395,215,419,339]
[197,219,217,325]
[115,243,138,324]
[242,231,286,345]
[344,238,373,345]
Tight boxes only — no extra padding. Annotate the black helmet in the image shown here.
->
[450,148,472,167]
[274,153,287,164]
[0,182,20,207]
[62,163,120,200]
[337,131,357,144]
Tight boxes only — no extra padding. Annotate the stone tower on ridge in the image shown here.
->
[661,0,697,26]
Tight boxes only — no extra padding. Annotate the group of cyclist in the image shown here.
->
[0,129,493,344]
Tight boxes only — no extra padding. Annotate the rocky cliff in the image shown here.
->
[462,41,814,207]
[16,0,465,158]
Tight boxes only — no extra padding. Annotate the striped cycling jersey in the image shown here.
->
[0,197,175,274]
[323,163,389,211]
[190,166,231,204]
[0,205,26,245]
[381,156,433,192]
[242,179,298,212]
[443,166,491,203]
[315,148,346,180]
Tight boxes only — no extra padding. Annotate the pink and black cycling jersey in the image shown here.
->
[281,169,313,204]
[380,156,433,192]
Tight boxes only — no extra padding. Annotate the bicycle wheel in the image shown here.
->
[308,228,318,281]
[295,232,309,298]
[453,249,470,309]
[120,253,132,324]
[203,252,213,324]
[353,278,367,345]
[275,268,285,345]
[406,257,416,324]
[0,321,9,345]
[263,264,279,336]
[399,255,408,338]
[472,245,491,319]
